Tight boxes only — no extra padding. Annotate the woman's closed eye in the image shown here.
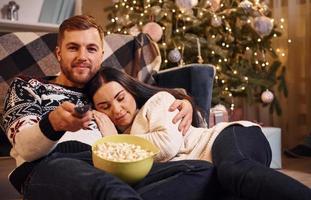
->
[98,103,110,111]
[117,95,124,102]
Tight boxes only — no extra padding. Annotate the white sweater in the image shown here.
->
[129,91,258,163]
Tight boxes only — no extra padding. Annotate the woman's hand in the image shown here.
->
[169,99,193,135]
[92,110,118,137]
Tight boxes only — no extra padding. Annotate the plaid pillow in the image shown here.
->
[102,33,161,83]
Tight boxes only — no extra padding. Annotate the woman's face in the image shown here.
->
[92,81,137,129]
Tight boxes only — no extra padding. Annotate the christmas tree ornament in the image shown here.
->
[129,25,141,36]
[238,0,253,13]
[142,22,163,42]
[196,38,204,63]
[261,89,274,104]
[211,15,222,27]
[176,0,198,10]
[168,48,182,63]
[206,0,220,12]
[150,6,162,16]
[260,3,271,16]
[253,16,274,37]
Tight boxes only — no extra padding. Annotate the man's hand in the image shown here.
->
[92,110,118,136]
[169,99,193,135]
[49,102,93,132]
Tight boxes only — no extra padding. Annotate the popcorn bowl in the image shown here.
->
[92,135,159,184]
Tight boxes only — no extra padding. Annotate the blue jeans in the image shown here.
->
[212,125,311,200]
[22,151,217,200]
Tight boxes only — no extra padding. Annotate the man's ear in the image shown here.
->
[55,46,61,61]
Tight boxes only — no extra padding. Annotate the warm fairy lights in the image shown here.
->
[105,0,290,112]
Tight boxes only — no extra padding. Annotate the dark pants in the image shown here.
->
[22,151,216,200]
[212,125,311,200]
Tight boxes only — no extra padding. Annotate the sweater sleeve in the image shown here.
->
[130,92,184,162]
[2,77,59,161]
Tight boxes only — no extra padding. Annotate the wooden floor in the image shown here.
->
[279,156,311,188]
[0,156,310,199]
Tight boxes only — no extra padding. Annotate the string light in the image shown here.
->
[106,0,288,108]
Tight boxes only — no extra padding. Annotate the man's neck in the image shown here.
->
[52,76,84,88]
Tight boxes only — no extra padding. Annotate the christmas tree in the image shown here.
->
[105,0,287,115]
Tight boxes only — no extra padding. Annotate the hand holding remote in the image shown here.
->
[74,104,91,118]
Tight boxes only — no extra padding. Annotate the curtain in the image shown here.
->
[243,0,311,149]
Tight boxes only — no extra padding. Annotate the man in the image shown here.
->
[2,15,215,200]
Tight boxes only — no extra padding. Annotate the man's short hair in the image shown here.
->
[57,15,104,46]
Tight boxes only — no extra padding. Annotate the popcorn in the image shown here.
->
[94,142,153,162]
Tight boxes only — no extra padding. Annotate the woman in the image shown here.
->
[85,67,311,200]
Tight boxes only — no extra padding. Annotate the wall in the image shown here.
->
[82,0,112,30]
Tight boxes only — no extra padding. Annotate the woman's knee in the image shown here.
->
[212,125,272,166]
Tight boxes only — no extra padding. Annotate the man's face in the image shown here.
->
[55,28,103,88]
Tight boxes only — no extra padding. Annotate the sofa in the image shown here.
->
[0,32,215,199]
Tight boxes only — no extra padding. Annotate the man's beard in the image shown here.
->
[60,61,98,87]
